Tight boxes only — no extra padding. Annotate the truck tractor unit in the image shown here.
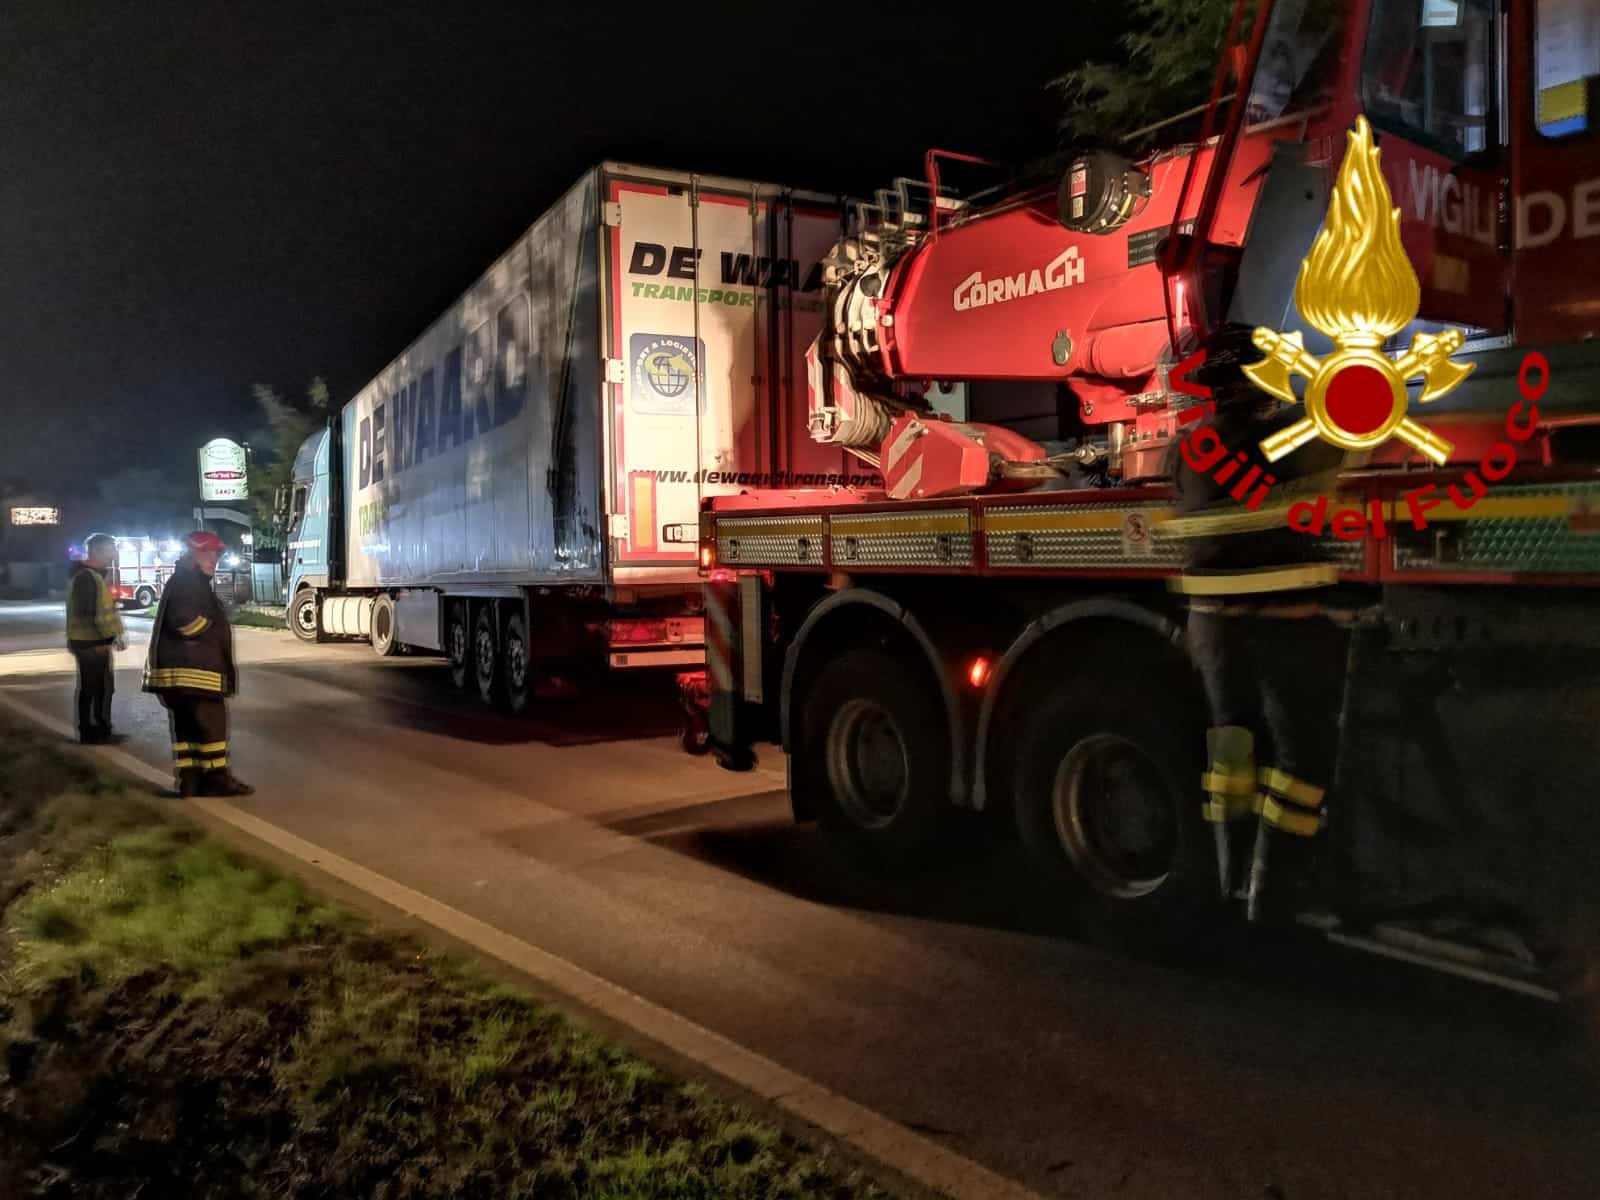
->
[688,0,1600,993]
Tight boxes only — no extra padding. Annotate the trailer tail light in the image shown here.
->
[609,619,670,645]
[700,545,715,570]
[967,656,992,689]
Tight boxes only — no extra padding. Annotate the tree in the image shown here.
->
[1052,0,1243,148]
[247,376,332,546]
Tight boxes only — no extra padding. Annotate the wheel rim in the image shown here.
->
[825,698,910,831]
[449,617,467,669]
[506,628,526,693]
[475,625,495,690]
[375,606,392,645]
[295,597,317,635]
[1051,733,1176,899]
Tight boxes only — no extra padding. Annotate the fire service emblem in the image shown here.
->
[1243,117,1475,464]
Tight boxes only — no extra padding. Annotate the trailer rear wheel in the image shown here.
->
[446,602,470,691]
[474,606,502,706]
[1013,677,1220,960]
[371,594,400,657]
[503,611,533,715]
[800,647,949,867]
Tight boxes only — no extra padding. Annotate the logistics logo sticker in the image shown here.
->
[1242,117,1474,464]
[630,333,704,416]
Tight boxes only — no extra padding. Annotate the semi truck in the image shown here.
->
[687,0,1600,994]
[280,163,866,713]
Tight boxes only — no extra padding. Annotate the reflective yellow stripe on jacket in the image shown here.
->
[142,667,225,692]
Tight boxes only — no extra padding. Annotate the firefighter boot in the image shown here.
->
[171,767,202,799]
[1245,767,1327,924]
[1201,726,1257,901]
[200,770,256,798]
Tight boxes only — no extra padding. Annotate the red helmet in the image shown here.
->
[185,530,226,554]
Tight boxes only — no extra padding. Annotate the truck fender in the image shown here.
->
[972,598,1187,811]
[779,587,969,809]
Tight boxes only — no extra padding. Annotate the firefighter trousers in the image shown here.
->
[1188,606,1348,915]
[165,696,229,779]
[1187,607,1344,786]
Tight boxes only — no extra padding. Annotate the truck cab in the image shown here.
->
[281,427,334,640]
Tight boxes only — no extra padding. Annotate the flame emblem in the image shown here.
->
[1243,117,1474,464]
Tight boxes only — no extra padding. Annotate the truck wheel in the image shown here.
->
[447,602,470,691]
[134,586,155,609]
[800,647,949,867]
[1012,677,1221,960]
[503,611,533,716]
[371,594,399,657]
[681,715,710,755]
[289,589,320,643]
[474,606,502,706]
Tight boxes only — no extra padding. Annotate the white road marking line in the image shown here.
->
[0,690,1043,1200]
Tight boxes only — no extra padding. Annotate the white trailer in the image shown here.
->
[282,163,857,714]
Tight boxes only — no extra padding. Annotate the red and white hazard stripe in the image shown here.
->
[704,581,736,694]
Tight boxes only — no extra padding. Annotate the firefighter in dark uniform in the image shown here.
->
[143,531,254,797]
[1159,333,1356,921]
[66,533,128,744]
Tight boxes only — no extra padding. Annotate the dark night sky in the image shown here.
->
[2,3,1120,501]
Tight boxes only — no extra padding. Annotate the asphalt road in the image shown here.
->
[2,601,1597,1199]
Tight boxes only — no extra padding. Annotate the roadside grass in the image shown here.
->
[229,606,288,630]
[125,604,286,629]
[0,715,895,1199]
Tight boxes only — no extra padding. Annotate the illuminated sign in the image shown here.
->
[199,438,248,502]
[9,506,60,526]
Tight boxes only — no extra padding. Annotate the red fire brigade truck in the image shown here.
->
[109,536,180,609]
[684,0,1600,994]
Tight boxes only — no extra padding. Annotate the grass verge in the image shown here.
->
[0,715,896,1199]
[228,607,288,630]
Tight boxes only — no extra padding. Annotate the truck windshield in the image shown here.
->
[1246,0,1346,126]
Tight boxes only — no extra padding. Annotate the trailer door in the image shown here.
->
[602,175,846,568]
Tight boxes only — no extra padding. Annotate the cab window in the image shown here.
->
[1362,0,1498,158]
[1246,0,1344,126]
[1536,0,1599,138]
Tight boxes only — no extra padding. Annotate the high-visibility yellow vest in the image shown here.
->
[66,568,124,643]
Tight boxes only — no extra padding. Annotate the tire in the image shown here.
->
[798,646,950,867]
[681,716,710,756]
[371,594,399,657]
[473,605,502,706]
[446,601,470,691]
[503,611,533,716]
[1012,672,1221,961]
[134,586,155,609]
[289,589,320,643]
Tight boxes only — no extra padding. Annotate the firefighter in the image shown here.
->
[143,530,254,797]
[65,533,128,744]
[1160,330,1356,921]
